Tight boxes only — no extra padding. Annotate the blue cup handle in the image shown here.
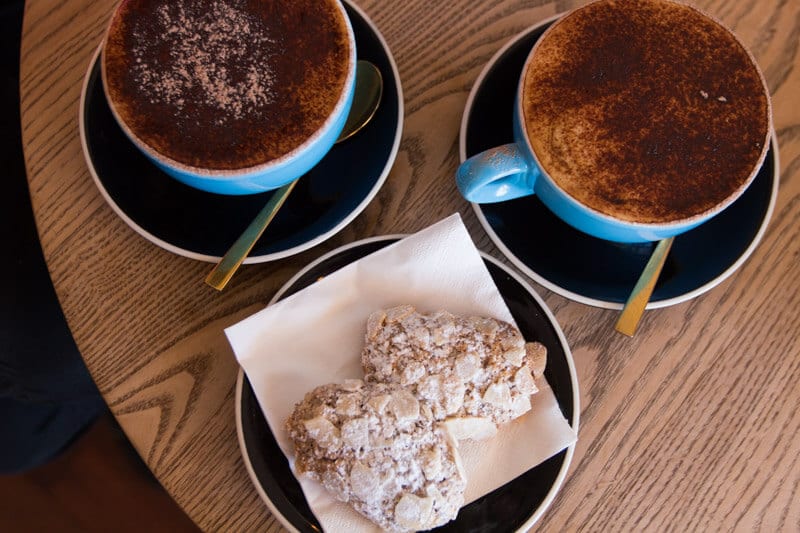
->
[456,143,539,203]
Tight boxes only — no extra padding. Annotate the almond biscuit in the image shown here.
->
[285,379,466,532]
[362,305,546,439]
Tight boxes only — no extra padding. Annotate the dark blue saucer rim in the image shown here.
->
[235,235,579,533]
[459,17,779,310]
[78,0,403,264]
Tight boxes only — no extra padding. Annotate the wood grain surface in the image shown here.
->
[20,0,800,531]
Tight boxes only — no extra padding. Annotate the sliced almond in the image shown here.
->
[431,314,455,346]
[442,382,465,415]
[482,382,512,410]
[473,316,499,337]
[394,493,434,530]
[500,333,525,354]
[389,390,420,422]
[526,341,547,379]
[431,326,448,346]
[454,353,480,381]
[365,310,387,340]
[349,461,380,502]
[514,365,538,395]
[442,428,467,482]
[367,393,392,414]
[302,416,340,448]
[385,304,415,322]
[503,345,525,367]
[410,326,431,347]
[340,379,364,392]
[417,374,442,400]
[335,393,361,416]
[510,394,532,417]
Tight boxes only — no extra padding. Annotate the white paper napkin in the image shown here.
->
[226,214,577,532]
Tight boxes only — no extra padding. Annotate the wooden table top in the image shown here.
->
[20,0,800,530]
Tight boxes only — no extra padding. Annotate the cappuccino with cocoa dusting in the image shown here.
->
[102,0,352,171]
[522,0,771,224]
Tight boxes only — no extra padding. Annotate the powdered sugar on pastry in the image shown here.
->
[362,305,546,439]
[285,380,466,532]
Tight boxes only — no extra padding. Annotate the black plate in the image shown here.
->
[80,1,402,263]
[236,236,579,532]
[461,18,779,309]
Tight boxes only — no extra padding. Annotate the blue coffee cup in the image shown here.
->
[456,2,771,244]
[101,0,356,196]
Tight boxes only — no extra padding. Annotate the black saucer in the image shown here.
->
[80,0,402,263]
[460,18,779,309]
[236,236,579,532]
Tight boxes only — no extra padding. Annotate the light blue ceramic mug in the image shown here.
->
[456,0,771,243]
[101,0,356,195]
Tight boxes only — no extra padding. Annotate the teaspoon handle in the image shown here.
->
[204,180,297,291]
[615,236,674,336]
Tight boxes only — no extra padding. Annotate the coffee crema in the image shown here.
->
[102,0,352,171]
[522,0,770,224]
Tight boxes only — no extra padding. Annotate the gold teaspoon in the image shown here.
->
[615,236,674,336]
[205,60,383,291]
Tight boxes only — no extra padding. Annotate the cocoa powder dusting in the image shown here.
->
[523,0,770,224]
[131,3,276,123]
